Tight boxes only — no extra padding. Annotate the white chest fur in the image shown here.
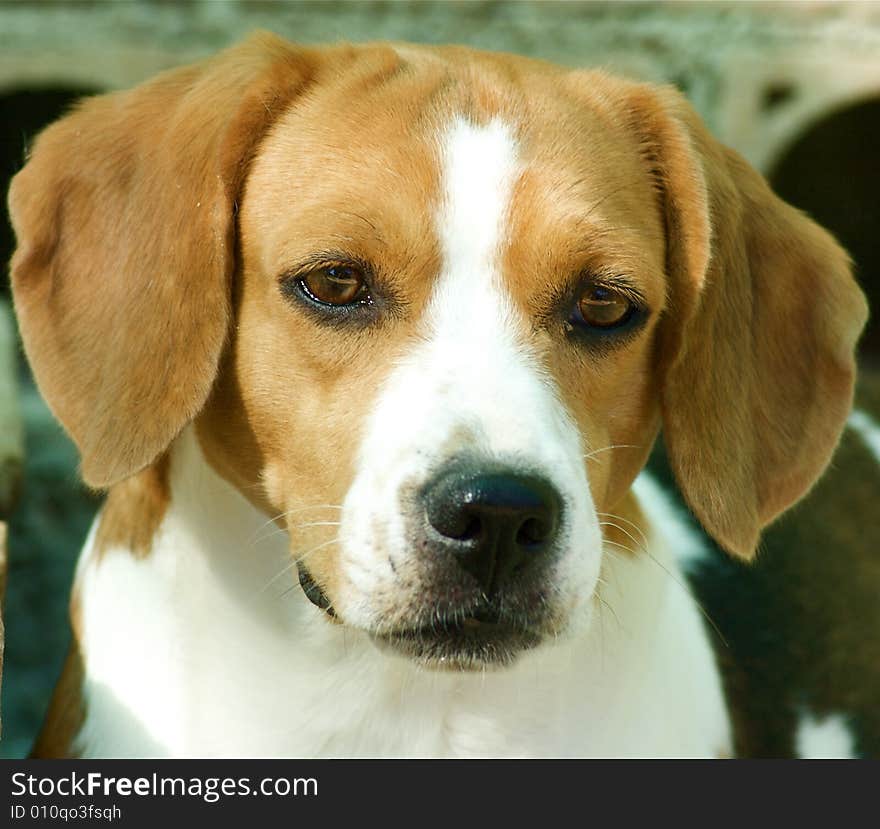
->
[72,430,731,758]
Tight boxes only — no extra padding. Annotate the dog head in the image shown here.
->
[9,35,867,669]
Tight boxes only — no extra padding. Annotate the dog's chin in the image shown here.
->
[299,564,559,671]
[297,563,549,670]
[368,618,545,671]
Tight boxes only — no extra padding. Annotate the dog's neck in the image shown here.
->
[70,427,730,758]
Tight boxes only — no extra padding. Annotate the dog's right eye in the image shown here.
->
[297,265,371,307]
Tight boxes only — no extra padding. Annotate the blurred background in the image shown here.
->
[1,0,878,758]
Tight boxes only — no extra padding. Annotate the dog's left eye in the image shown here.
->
[571,285,636,330]
[297,265,370,307]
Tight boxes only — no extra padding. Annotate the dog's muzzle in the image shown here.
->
[297,461,567,669]
[382,461,564,669]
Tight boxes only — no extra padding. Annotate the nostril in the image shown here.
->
[427,504,483,541]
[516,516,549,547]
[459,514,482,541]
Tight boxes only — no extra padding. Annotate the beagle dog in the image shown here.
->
[8,34,875,758]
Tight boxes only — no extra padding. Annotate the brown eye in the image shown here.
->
[300,265,369,306]
[575,285,634,329]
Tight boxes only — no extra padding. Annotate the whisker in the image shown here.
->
[582,444,641,464]
[245,504,344,549]
[597,511,650,549]
[644,549,728,647]
[604,535,728,648]
[595,593,622,633]
[599,520,646,554]
[283,504,344,514]
[292,538,341,568]
[248,520,343,553]
[602,538,639,556]
[259,537,340,594]
[294,521,342,529]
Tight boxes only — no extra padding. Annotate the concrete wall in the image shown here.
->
[2,1,879,172]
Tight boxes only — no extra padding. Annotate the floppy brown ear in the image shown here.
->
[8,33,318,487]
[623,84,868,559]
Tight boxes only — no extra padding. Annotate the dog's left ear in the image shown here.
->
[620,83,868,559]
[8,33,319,487]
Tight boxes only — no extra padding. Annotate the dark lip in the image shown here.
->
[297,563,547,669]
[297,563,336,618]
[370,614,544,670]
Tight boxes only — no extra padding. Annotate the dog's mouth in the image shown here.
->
[370,608,543,670]
[297,563,336,618]
[297,563,544,669]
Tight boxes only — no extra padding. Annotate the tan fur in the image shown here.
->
[93,455,170,560]
[31,579,88,757]
[31,644,85,759]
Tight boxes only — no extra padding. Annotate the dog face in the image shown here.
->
[9,36,867,670]
[197,66,669,667]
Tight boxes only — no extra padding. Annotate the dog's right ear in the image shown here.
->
[8,33,319,487]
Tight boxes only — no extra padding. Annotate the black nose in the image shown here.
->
[421,464,562,594]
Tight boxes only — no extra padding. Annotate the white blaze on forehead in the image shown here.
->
[430,118,524,350]
[438,117,519,274]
